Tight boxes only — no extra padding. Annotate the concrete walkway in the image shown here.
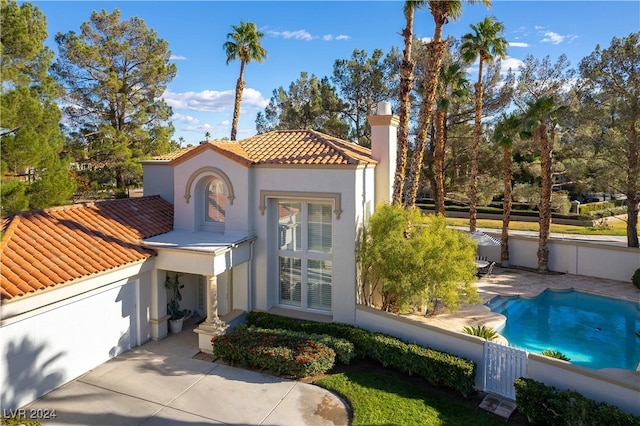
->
[23,321,350,425]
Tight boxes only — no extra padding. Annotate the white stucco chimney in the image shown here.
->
[368,101,399,206]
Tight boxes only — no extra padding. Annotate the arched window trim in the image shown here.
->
[184,167,235,205]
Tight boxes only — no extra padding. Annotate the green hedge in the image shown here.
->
[514,378,640,425]
[1,418,41,426]
[245,311,477,396]
[243,325,356,364]
[416,202,628,221]
[212,326,335,378]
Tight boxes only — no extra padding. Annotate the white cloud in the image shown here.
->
[420,36,432,43]
[509,42,529,48]
[501,57,524,72]
[321,34,350,41]
[162,88,268,112]
[170,113,199,124]
[541,31,565,45]
[267,29,313,40]
[170,55,187,60]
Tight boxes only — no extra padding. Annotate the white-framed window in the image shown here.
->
[277,200,333,311]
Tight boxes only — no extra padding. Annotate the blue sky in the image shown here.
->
[32,1,640,145]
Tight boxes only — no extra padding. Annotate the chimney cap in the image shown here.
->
[377,101,392,116]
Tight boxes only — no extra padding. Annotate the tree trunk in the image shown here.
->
[626,120,639,247]
[231,61,246,141]
[537,125,552,272]
[393,7,415,205]
[434,108,446,215]
[501,146,512,265]
[469,63,484,232]
[404,40,447,207]
[627,194,639,248]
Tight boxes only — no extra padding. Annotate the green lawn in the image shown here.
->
[444,217,629,236]
[315,368,517,426]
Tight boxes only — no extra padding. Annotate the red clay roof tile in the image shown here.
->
[162,130,377,167]
[0,195,173,302]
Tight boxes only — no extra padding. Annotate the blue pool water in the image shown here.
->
[487,289,640,371]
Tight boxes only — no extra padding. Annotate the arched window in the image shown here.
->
[205,178,226,225]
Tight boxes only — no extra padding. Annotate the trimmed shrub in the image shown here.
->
[212,326,335,378]
[514,378,640,425]
[1,418,41,426]
[632,269,640,289]
[244,326,355,364]
[245,311,477,396]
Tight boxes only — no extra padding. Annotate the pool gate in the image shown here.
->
[483,341,527,400]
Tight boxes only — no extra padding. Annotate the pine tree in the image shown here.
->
[1,0,75,214]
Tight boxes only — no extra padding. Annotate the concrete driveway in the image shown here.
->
[23,322,350,426]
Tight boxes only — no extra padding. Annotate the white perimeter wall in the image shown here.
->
[481,232,640,283]
[355,305,640,416]
[0,265,153,410]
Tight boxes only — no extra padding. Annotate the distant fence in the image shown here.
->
[355,305,640,416]
[479,232,640,283]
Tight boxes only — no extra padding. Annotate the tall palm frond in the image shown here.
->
[223,21,267,141]
[460,16,508,231]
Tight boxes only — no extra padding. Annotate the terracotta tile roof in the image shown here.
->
[151,146,197,161]
[163,130,377,167]
[0,196,173,302]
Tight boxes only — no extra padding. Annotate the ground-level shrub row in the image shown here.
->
[211,326,336,378]
[514,378,640,426]
[241,325,356,364]
[245,311,476,396]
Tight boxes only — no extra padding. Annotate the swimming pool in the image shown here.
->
[486,289,640,371]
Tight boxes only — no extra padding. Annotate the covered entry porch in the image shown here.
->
[144,230,256,353]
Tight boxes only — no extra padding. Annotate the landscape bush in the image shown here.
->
[0,417,41,426]
[514,378,640,425]
[632,268,640,289]
[416,201,627,222]
[211,325,335,378]
[462,325,499,341]
[540,349,570,361]
[242,325,355,364]
[245,311,477,396]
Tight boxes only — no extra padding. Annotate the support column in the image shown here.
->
[195,274,228,353]
[149,270,168,340]
[205,274,220,323]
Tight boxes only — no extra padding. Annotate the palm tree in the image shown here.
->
[404,0,491,208]
[434,61,470,214]
[393,1,426,205]
[522,97,567,272]
[492,112,522,266]
[223,21,267,141]
[460,16,508,231]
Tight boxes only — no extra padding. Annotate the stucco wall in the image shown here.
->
[171,151,251,234]
[355,305,485,389]
[141,163,174,203]
[0,267,152,410]
[526,353,640,416]
[251,166,372,324]
[484,231,640,282]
